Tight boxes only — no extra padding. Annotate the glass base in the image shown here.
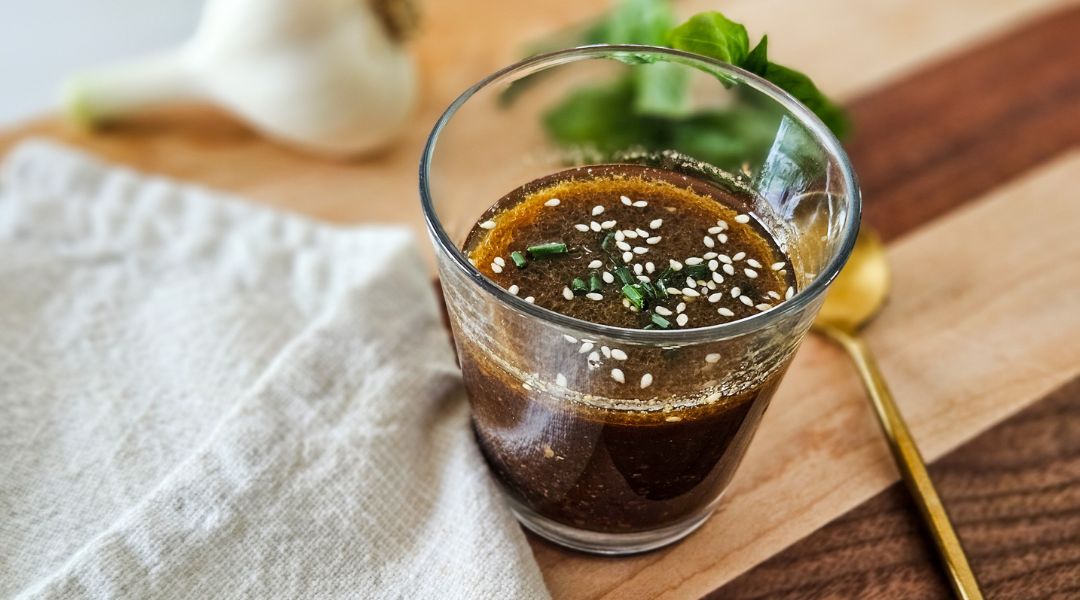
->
[508,496,716,555]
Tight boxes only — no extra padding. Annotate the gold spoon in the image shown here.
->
[812,228,984,600]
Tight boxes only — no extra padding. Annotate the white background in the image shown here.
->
[0,0,201,125]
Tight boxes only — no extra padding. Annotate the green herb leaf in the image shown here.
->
[650,313,672,329]
[743,35,769,76]
[762,63,850,138]
[667,11,750,66]
[622,284,645,309]
[588,0,673,45]
[571,277,588,294]
[543,78,661,154]
[589,272,604,292]
[614,266,636,286]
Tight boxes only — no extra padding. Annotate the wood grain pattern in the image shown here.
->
[846,4,1080,242]
[715,376,1080,600]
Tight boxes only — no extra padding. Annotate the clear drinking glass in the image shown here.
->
[420,46,860,554]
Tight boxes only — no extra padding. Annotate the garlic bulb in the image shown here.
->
[62,0,418,158]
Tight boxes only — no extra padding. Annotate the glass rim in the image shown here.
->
[419,44,862,344]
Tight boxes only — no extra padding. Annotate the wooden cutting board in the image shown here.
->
[2,1,1077,598]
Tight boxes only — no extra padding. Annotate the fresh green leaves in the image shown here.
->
[667,12,750,66]
[530,1,849,169]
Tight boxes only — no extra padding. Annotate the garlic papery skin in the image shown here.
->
[62,0,417,158]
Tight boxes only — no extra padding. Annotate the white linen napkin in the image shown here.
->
[0,139,549,599]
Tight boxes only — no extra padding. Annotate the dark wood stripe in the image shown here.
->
[845,5,1080,242]
[710,376,1080,600]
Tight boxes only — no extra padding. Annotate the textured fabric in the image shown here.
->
[0,140,549,600]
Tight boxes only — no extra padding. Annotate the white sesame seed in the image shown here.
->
[768,291,782,300]
[756,303,771,311]
[633,228,648,238]
[601,345,611,358]
[580,342,594,353]
[686,276,697,288]
[574,223,590,232]
[647,236,662,244]
[611,368,625,383]
[650,218,663,229]
[704,252,718,259]
[621,195,632,206]
[712,272,724,284]
[772,262,786,271]
[708,226,723,234]
[666,287,681,295]
[682,288,700,297]
[622,252,634,263]
[508,285,520,295]
[494,256,505,267]
[640,373,653,389]
[676,314,689,326]
[786,286,795,299]
[717,233,728,244]
[491,263,503,273]
[655,306,673,316]
[614,230,625,241]
[708,259,719,270]
[633,200,648,207]
[562,287,574,300]
[718,307,735,317]
[666,416,682,422]
[633,263,643,275]
[616,240,631,251]
[718,254,732,264]
[592,205,605,216]
[611,349,628,361]
[480,220,496,229]
[735,214,750,223]
[645,262,655,273]
[723,264,736,275]
[622,298,631,308]
[745,268,758,278]
[733,252,746,261]
[705,353,721,363]
[740,295,753,306]
[747,259,763,269]
[677,302,686,313]
[525,296,535,303]
[633,246,648,255]
[685,257,704,265]
[556,373,567,387]
[562,334,576,343]
[708,292,723,303]
[588,259,603,269]
[586,292,604,301]
[601,220,617,229]
[706,281,717,290]
[590,221,601,232]
[731,287,741,298]
[602,271,615,284]
[716,220,728,230]
[703,236,715,248]
[637,274,651,283]
[670,260,683,271]
[622,229,638,239]
[545,198,561,207]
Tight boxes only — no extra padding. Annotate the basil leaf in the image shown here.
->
[633,62,690,118]
[588,0,674,45]
[742,35,769,76]
[668,12,750,65]
[762,63,850,138]
[542,78,662,153]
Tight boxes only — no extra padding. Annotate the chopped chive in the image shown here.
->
[571,278,588,294]
[650,313,672,329]
[643,323,657,330]
[510,251,527,268]
[589,272,603,292]
[600,232,616,253]
[614,266,635,285]
[639,281,658,301]
[685,264,709,280]
[654,282,669,300]
[622,284,645,309]
[527,241,568,258]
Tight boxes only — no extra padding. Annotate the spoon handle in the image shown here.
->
[821,326,984,600]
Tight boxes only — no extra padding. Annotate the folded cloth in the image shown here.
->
[0,140,549,599]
